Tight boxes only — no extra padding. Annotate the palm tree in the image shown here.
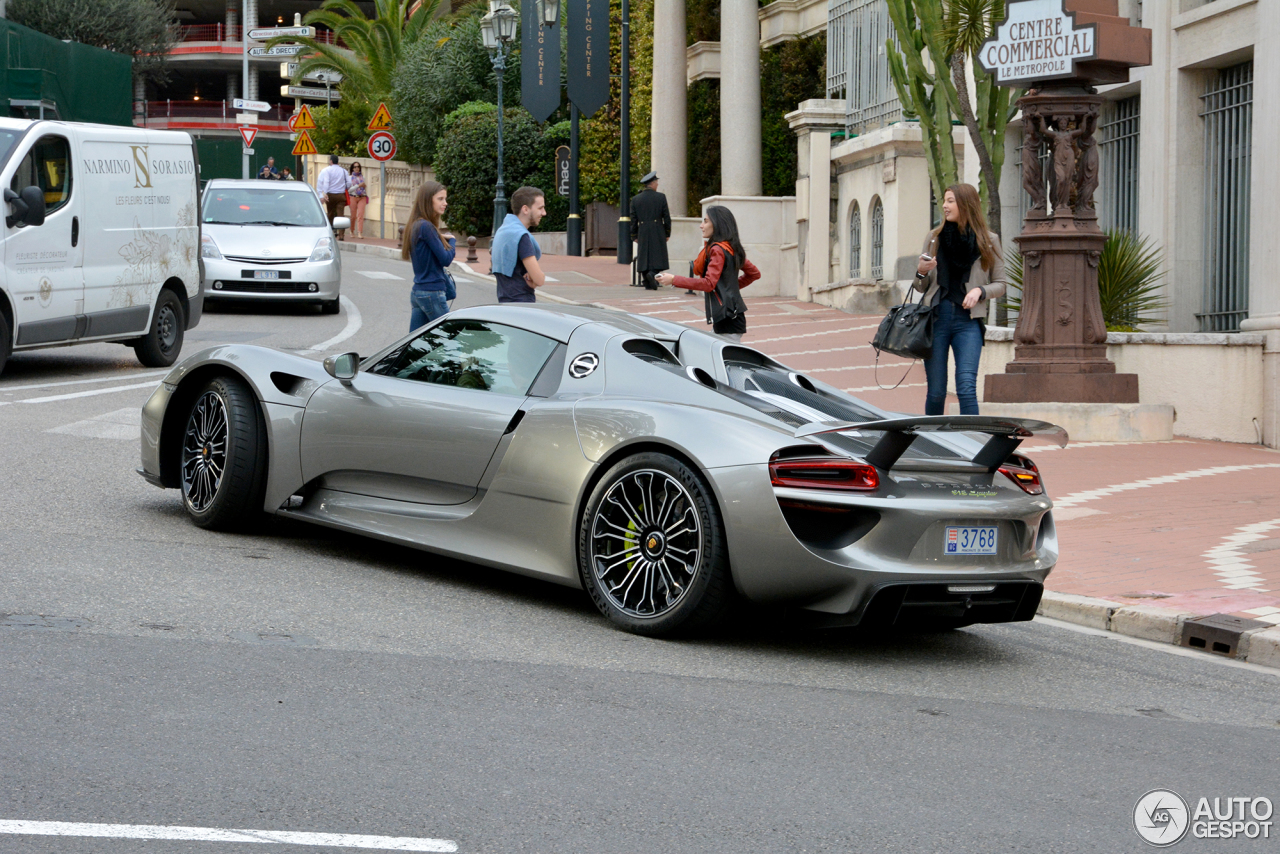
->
[266,0,441,104]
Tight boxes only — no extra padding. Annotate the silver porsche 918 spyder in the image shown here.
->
[138,303,1065,636]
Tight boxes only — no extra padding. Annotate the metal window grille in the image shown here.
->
[827,0,902,134]
[870,198,884,279]
[1198,62,1252,332]
[1099,96,1140,233]
[849,203,862,276]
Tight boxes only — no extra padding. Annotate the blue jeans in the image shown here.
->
[410,288,449,331]
[924,299,984,415]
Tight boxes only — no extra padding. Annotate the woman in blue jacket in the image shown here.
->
[401,181,456,330]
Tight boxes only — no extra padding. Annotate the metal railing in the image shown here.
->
[827,0,901,135]
[137,100,295,122]
[1099,95,1140,233]
[849,202,862,277]
[1198,61,1252,332]
[177,23,337,44]
[870,197,884,280]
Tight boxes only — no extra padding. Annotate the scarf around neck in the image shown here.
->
[491,213,541,277]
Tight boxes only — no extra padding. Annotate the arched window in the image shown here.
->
[849,202,862,277]
[870,197,884,280]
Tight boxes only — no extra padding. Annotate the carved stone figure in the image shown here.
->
[1045,115,1081,212]
[1022,115,1046,215]
[1074,112,1100,214]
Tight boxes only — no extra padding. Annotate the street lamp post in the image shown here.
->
[481,1,518,236]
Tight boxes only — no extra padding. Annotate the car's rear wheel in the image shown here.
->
[180,375,267,530]
[134,289,185,367]
[578,452,731,636]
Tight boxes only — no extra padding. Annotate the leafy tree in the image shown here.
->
[434,102,567,237]
[761,33,826,198]
[266,0,441,104]
[310,98,376,157]
[392,9,521,166]
[8,0,180,86]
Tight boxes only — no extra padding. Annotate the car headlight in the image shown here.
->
[309,236,334,262]
[200,233,223,260]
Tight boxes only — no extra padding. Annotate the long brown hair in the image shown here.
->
[401,180,446,260]
[928,183,999,272]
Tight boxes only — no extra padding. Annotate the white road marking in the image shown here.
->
[1202,518,1279,595]
[842,381,927,393]
[0,370,170,394]
[748,324,880,345]
[355,271,404,280]
[308,295,362,352]
[1027,439,1194,453]
[0,820,458,852]
[5,380,161,406]
[1053,463,1280,510]
[46,407,141,440]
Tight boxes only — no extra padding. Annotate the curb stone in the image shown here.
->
[1038,592,1279,671]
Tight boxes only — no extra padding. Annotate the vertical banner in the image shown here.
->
[567,0,610,117]
[521,3,562,123]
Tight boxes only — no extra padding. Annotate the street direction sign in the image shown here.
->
[367,131,396,162]
[280,62,343,84]
[233,97,271,113]
[292,131,318,156]
[248,25,314,40]
[249,45,306,57]
[282,85,339,100]
[293,105,317,129]
[239,127,258,148]
[235,112,257,124]
[366,102,393,131]
[567,0,609,116]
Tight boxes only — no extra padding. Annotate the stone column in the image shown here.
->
[788,99,845,300]
[226,0,239,36]
[719,0,761,196]
[244,0,258,99]
[650,0,688,216]
[1240,0,1280,446]
[227,74,238,102]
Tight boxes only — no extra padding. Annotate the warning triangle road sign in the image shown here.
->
[293,104,317,130]
[291,130,318,156]
[239,126,258,148]
[366,102,393,131]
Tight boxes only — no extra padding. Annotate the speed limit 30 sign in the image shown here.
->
[367,131,396,162]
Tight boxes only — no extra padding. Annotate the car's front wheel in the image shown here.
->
[578,452,732,636]
[180,375,267,530]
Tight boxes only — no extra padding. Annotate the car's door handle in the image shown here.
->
[71,216,79,247]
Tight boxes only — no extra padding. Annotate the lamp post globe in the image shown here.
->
[537,0,560,27]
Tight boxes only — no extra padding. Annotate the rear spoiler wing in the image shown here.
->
[795,416,1068,472]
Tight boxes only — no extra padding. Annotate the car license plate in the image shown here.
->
[253,270,279,280]
[945,526,997,555]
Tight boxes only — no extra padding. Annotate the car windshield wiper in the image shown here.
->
[238,220,298,227]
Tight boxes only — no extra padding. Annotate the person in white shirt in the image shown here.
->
[316,154,350,240]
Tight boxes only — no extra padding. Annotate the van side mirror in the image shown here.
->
[323,352,359,382]
[4,186,46,228]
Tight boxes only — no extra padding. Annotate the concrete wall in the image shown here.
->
[977,328,1267,444]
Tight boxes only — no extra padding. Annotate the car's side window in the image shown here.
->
[9,135,72,216]
[369,320,558,396]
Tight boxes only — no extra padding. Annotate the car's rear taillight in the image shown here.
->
[999,454,1043,495]
[769,457,879,491]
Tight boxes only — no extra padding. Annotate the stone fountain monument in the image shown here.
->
[977,0,1161,436]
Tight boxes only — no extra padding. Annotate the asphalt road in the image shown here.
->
[1,248,1278,853]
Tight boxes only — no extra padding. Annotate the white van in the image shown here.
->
[0,119,202,375]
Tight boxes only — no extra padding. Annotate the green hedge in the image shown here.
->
[686,79,720,215]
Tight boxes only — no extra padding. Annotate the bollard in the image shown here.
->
[466,236,478,264]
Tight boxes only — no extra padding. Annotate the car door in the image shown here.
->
[300,318,560,505]
[5,132,84,346]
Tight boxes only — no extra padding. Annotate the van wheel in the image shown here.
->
[0,310,11,376]
[134,290,185,367]
[321,297,340,315]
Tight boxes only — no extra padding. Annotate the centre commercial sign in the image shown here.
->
[978,0,1097,85]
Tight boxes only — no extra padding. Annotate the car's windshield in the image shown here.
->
[203,187,326,227]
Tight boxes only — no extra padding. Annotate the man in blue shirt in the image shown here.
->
[491,186,547,303]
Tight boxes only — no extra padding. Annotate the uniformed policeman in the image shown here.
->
[629,171,671,290]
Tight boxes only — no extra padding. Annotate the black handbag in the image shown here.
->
[872,286,934,360]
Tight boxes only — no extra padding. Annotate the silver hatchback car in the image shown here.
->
[200,179,347,314]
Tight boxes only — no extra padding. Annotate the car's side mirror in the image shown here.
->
[333,216,351,231]
[4,185,45,228]
[323,352,359,382]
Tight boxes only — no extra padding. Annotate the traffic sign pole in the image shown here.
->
[242,21,249,178]
[380,160,386,240]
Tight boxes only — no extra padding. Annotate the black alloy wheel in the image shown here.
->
[179,375,267,530]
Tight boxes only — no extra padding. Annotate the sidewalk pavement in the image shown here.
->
[341,240,1280,666]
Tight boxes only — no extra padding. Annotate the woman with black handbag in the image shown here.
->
[656,206,759,343]
[913,183,1006,415]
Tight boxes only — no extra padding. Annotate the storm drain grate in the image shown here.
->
[1179,613,1269,658]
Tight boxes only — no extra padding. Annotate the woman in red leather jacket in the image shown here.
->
[656,205,760,343]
